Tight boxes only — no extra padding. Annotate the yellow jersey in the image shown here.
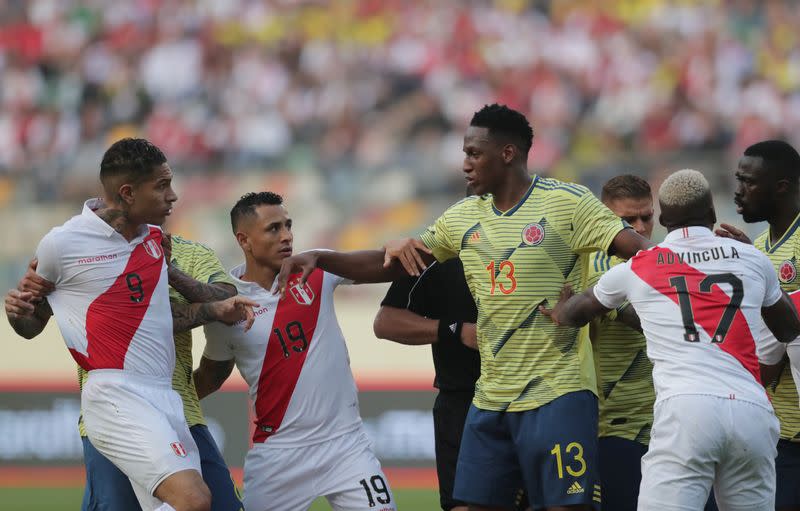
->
[755,213,800,442]
[421,176,628,411]
[587,252,654,444]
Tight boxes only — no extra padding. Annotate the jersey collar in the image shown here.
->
[81,198,152,241]
[664,226,714,242]
[229,263,278,295]
[491,175,538,217]
[765,209,800,254]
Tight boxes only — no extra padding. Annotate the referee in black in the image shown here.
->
[373,257,481,511]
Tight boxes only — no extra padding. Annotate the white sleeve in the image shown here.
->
[756,320,787,365]
[203,323,235,361]
[34,233,61,284]
[759,252,782,307]
[593,261,631,309]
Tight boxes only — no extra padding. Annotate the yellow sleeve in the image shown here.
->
[420,209,459,263]
[570,190,628,254]
[189,243,233,286]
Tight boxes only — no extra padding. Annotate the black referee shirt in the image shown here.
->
[380,258,480,392]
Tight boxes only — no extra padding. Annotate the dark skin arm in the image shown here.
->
[616,303,643,333]
[762,291,800,343]
[193,356,235,399]
[539,285,612,328]
[607,228,654,259]
[760,358,787,387]
[373,306,478,350]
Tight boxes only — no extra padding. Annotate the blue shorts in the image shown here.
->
[454,391,600,509]
[81,424,242,511]
[776,439,800,508]
[598,436,647,511]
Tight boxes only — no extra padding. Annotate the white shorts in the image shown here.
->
[638,394,779,511]
[81,370,201,511]
[243,428,397,511]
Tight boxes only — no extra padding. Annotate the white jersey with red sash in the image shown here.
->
[593,226,782,409]
[203,264,362,448]
[35,199,174,381]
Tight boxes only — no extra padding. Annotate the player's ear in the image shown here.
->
[775,178,791,195]
[118,183,135,206]
[502,143,516,164]
[235,231,250,252]
[658,213,666,228]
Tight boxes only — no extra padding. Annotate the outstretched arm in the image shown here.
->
[171,295,259,334]
[540,285,612,328]
[275,239,435,296]
[373,306,477,349]
[608,229,654,259]
[193,356,235,399]
[168,268,236,303]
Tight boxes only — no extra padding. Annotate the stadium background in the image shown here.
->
[1,0,798,509]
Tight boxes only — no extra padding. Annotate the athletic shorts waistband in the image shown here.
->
[86,369,172,388]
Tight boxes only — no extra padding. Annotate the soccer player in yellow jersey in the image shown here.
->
[718,140,800,511]
[275,104,652,511]
[14,235,244,511]
[586,175,656,511]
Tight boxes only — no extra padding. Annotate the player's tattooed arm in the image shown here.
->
[193,356,235,399]
[168,267,236,303]
[539,284,611,328]
[170,295,259,334]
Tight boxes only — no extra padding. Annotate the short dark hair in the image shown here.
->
[100,138,167,184]
[470,104,534,156]
[744,140,800,183]
[230,191,284,232]
[601,174,652,203]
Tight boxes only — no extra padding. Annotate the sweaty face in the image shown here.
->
[735,156,774,223]
[129,163,178,226]
[462,126,505,196]
[606,197,654,239]
[238,204,293,272]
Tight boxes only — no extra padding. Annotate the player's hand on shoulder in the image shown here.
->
[714,223,752,244]
[382,237,432,276]
[275,251,319,298]
[461,322,478,350]
[17,258,54,300]
[210,296,260,331]
[161,231,173,266]
[5,289,37,320]
[538,284,575,326]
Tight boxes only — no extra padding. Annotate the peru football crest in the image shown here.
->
[521,223,545,246]
[143,239,162,259]
[779,259,797,283]
[288,276,316,305]
[170,442,187,457]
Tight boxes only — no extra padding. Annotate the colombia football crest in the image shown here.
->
[779,258,797,284]
[521,222,545,246]
[288,276,316,305]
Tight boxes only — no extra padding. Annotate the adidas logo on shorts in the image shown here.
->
[566,481,584,495]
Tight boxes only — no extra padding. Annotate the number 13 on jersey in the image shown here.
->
[486,260,517,295]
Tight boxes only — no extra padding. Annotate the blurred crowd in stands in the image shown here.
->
[2,0,800,202]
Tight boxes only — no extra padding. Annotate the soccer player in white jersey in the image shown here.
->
[194,192,396,511]
[4,138,256,511]
[541,169,800,510]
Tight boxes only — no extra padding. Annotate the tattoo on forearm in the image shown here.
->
[169,267,235,302]
[171,301,215,333]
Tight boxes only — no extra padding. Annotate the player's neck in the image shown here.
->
[770,201,800,242]
[492,172,533,212]
[94,204,141,241]
[239,261,278,292]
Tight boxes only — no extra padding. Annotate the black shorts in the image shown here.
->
[776,439,800,508]
[433,391,473,511]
